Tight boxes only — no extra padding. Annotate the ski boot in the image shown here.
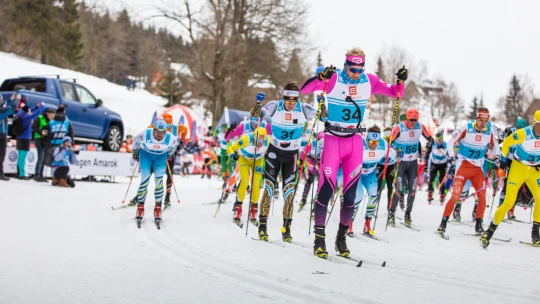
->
[313,226,328,259]
[164,193,171,208]
[440,192,446,206]
[363,218,373,235]
[437,216,448,234]
[154,204,162,220]
[387,211,396,227]
[474,218,485,234]
[427,191,434,204]
[453,202,462,221]
[404,212,412,226]
[399,197,405,211]
[335,224,351,257]
[532,222,540,245]
[136,204,145,219]
[258,216,268,241]
[233,201,242,224]
[471,201,478,221]
[507,206,516,220]
[348,221,355,236]
[480,222,498,248]
[51,178,59,186]
[299,195,307,210]
[281,219,292,243]
[128,195,137,207]
[249,203,258,225]
[0,173,9,181]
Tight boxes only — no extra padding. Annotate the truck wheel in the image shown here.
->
[103,125,122,152]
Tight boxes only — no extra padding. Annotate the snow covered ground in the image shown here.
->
[1,177,538,304]
[0,52,167,137]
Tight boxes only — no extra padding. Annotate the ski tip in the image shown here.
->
[356,260,363,268]
[177,200,181,204]
[381,261,386,267]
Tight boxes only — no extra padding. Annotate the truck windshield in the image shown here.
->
[0,79,47,92]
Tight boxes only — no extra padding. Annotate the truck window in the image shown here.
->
[60,82,77,101]
[75,85,96,106]
[0,79,47,92]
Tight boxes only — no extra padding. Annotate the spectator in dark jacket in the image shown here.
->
[0,93,20,181]
[51,136,77,187]
[32,108,55,182]
[16,102,45,179]
[49,105,74,147]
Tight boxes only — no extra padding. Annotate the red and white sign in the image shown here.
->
[285,113,292,120]
[535,141,540,148]
[369,152,375,157]
[349,87,357,96]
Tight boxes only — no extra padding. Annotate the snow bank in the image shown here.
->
[0,52,167,137]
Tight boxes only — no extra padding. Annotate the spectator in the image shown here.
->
[124,134,134,152]
[0,93,19,181]
[51,136,78,187]
[32,108,55,182]
[180,151,193,176]
[49,105,74,146]
[16,103,45,180]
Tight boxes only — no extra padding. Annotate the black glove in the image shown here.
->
[318,66,336,80]
[494,156,501,169]
[396,67,408,82]
[448,156,455,166]
[133,150,139,161]
[73,150,80,155]
[177,140,184,151]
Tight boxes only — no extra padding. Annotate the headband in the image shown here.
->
[283,90,299,97]
[367,132,379,141]
[345,55,365,66]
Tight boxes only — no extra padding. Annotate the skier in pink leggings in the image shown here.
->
[300,47,407,258]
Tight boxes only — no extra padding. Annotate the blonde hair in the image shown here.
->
[345,47,365,57]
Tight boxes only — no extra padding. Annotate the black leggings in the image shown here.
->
[377,163,396,206]
[428,163,447,192]
[390,160,418,214]
[259,145,297,220]
[54,166,75,187]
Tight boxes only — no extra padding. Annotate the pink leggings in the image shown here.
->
[314,134,363,227]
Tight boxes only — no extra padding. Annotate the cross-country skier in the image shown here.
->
[162,114,187,207]
[437,107,501,236]
[300,47,407,258]
[376,128,398,213]
[299,132,325,210]
[427,131,449,204]
[257,83,318,242]
[481,110,540,247]
[341,125,391,236]
[132,118,178,226]
[227,127,269,226]
[388,108,434,226]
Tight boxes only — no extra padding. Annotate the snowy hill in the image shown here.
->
[1,176,538,304]
[0,52,167,137]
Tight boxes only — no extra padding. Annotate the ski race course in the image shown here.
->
[1,176,538,304]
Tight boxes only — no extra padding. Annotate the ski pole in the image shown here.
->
[307,173,317,234]
[166,161,181,204]
[325,185,342,227]
[214,174,230,217]
[121,161,139,204]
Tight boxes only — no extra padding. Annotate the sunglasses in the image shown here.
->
[345,63,364,74]
[368,139,378,145]
[408,119,418,122]
[284,98,298,105]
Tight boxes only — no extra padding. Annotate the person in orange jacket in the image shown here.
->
[201,148,217,179]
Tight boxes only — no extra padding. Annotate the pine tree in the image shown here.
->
[285,49,304,83]
[158,68,183,106]
[375,57,389,126]
[316,51,323,67]
[505,74,523,126]
[469,96,479,119]
[57,0,83,68]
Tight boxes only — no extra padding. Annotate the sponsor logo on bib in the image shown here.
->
[409,131,414,137]
[285,113,292,120]
[369,152,375,157]
[349,87,357,96]
[475,135,482,142]
[535,141,540,148]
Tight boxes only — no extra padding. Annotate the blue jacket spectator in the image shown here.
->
[51,136,77,187]
[0,94,19,181]
[16,103,45,179]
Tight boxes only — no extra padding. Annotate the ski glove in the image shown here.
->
[256,92,266,104]
[448,156,455,166]
[132,150,139,161]
[396,67,408,82]
[318,66,336,80]
[231,152,239,161]
[494,156,501,169]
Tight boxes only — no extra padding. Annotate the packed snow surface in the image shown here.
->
[1,176,538,304]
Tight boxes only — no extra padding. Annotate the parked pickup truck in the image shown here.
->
[0,76,124,151]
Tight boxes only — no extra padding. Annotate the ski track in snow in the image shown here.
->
[1,176,539,304]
